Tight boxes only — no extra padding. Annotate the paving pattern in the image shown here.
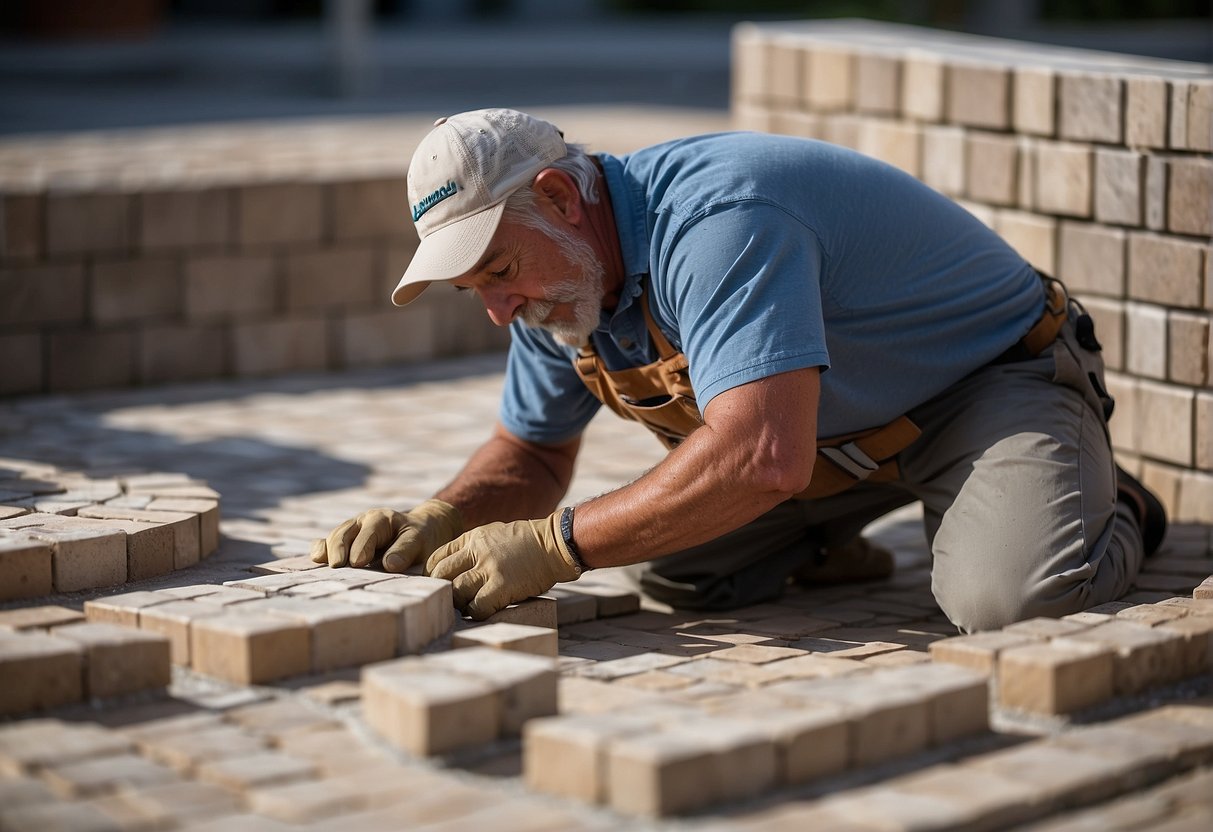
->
[0,354,1211,830]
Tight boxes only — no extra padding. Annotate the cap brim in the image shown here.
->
[391,202,507,306]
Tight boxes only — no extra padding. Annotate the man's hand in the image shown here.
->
[425,511,582,620]
[312,499,463,571]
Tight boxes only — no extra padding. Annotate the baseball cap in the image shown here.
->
[391,108,568,306]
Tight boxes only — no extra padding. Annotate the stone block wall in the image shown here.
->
[0,118,508,397]
[731,19,1213,524]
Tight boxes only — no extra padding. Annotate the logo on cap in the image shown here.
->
[412,180,459,222]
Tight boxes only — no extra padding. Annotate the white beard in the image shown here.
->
[519,224,606,347]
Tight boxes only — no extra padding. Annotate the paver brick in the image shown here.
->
[1146,153,1167,230]
[284,246,376,313]
[189,612,310,684]
[41,752,179,797]
[484,596,558,629]
[1094,149,1144,227]
[947,61,1010,129]
[1187,79,1213,152]
[902,53,943,122]
[0,604,84,631]
[766,38,801,107]
[145,497,219,557]
[920,125,966,197]
[1129,232,1206,307]
[997,640,1115,714]
[1035,141,1093,218]
[138,600,225,665]
[90,257,182,325]
[803,45,853,111]
[1171,81,1191,149]
[362,661,500,756]
[137,724,269,774]
[232,317,329,377]
[184,254,277,321]
[237,183,323,246]
[1126,76,1169,148]
[854,52,899,114]
[1057,619,1189,693]
[0,263,86,327]
[452,622,559,657]
[1136,380,1195,466]
[0,533,53,601]
[1058,72,1122,143]
[113,778,244,825]
[1168,311,1210,386]
[1080,296,1125,370]
[138,187,231,250]
[245,595,396,672]
[331,176,410,240]
[996,210,1056,274]
[0,631,83,715]
[735,704,850,784]
[557,579,641,618]
[0,719,131,775]
[1057,221,1126,297]
[3,515,127,592]
[0,799,127,832]
[0,193,42,260]
[523,711,658,803]
[966,132,1019,205]
[1126,302,1169,380]
[195,750,319,792]
[1012,65,1055,136]
[45,191,131,257]
[605,717,777,817]
[52,622,171,698]
[1167,156,1213,237]
[425,646,560,735]
[927,629,1039,674]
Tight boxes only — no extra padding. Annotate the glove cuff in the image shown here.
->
[546,511,584,580]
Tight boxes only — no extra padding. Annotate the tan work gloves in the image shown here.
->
[426,511,583,620]
[311,499,463,571]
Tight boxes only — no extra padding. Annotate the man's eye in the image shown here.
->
[453,285,471,293]
[490,263,512,280]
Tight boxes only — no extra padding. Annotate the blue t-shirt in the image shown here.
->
[500,132,1043,444]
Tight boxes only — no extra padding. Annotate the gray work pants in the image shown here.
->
[619,318,1144,633]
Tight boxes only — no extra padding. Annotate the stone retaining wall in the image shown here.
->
[731,19,1213,524]
[0,108,728,398]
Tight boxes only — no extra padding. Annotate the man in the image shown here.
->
[312,108,1164,633]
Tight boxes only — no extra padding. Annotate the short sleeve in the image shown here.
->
[499,321,602,444]
[657,201,831,410]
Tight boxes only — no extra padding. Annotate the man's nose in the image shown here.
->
[479,288,523,327]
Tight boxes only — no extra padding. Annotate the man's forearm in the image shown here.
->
[434,426,578,529]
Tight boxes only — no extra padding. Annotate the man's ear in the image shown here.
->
[532,168,582,225]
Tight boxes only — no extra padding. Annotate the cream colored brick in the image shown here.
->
[1168,310,1210,385]
[1137,379,1194,466]
[882,662,989,745]
[928,630,1039,675]
[42,753,177,798]
[821,114,861,151]
[997,641,1114,715]
[1156,611,1213,673]
[1167,157,1213,237]
[854,52,899,115]
[771,110,821,140]
[1128,232,1206,308]
[138,324,227,386]
[366,575,454,649]
[606,717,776,817]
[1,515,127,592]
[425,646,559,735]
[237,183,323,246]
[1,194,42,260]
[901,52,943,122]
[957,199,995,228]
[0,534,52,602]
[523,712,656,803]
[232,317,328,377]
[731,104,775,133]
[1197,392,1213,470]
[1082,296,1125,370]
[966,132,1018,206]
[1170,81,1191,150]
[730,25,768,105]
[1094,149,1144,227]
[452,622,558,657]
[767,38,802,107]
[247,596,396,673]
[1126,301,1168,379]
[1058,72,1122,143]
[0,604,85,631]
[184,254,277,321]
[77,505,200,570]
[284,247,376,312]
[52,622,170,699]
[995,211,1055,274]
[1058,221,1125,297]
[83,591,173,628]
[1013,65,1055,136]
[46,191,132,256]
[1176,471,1213,523]
[1126,77,1168,149]
[0,263,85,327]
[947,62,1010,129]
[0,630,83,715]
[1141,459,1183,515]
[145,496,218,556]
[195,750,318,792]
[190,613,310,684]
[1055,620,1187,694]
[1035,142,1092,218]
[1186,78,1213,152]
[920,125,965,196]
[804,45,853,111]
[138,188,231,250]
[485,596,558,629]
[856,120,920,177]
[1145,154,1167,230]
[361,660,500,756]
[1017,137,1037,209]
[331,177,410,241]
[139,600,224,665]
[341,307,436,368]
